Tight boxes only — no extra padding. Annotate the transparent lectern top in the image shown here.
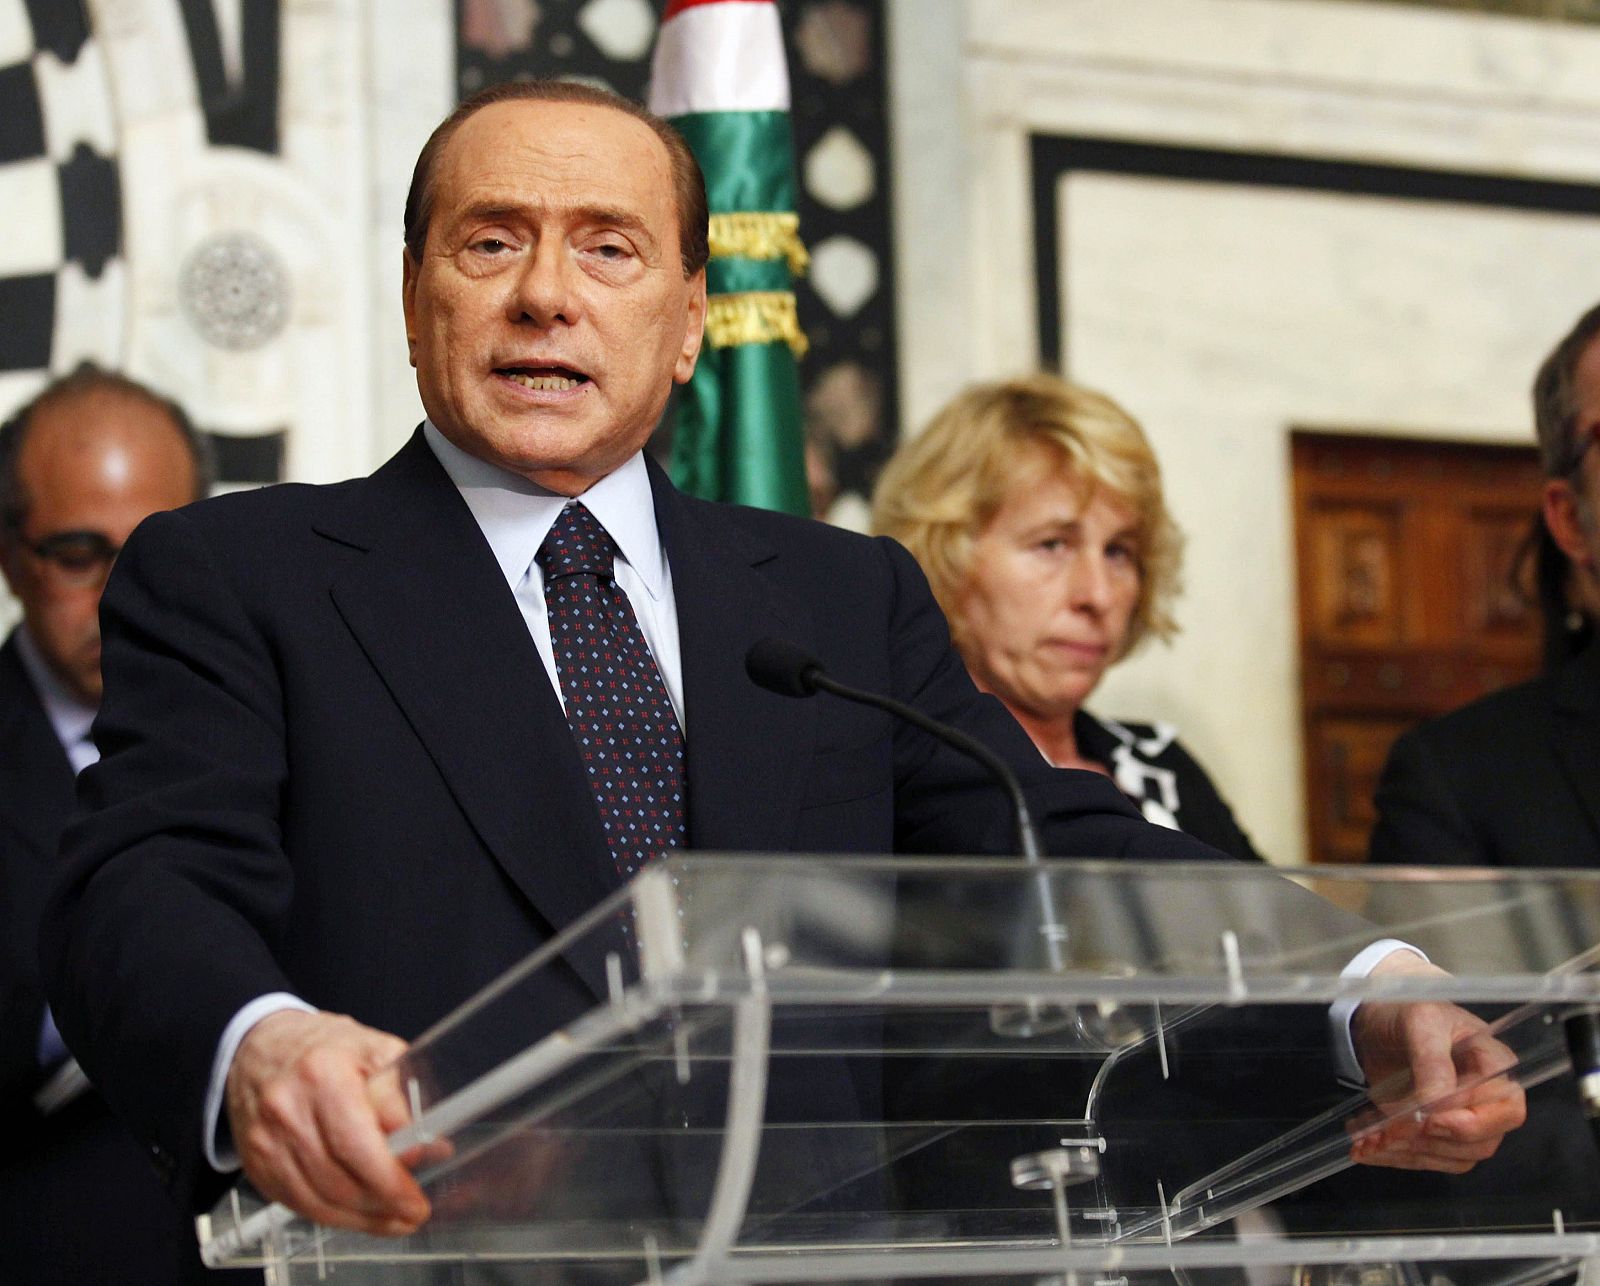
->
[201,856,1600,1285]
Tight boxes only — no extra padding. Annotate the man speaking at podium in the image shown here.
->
[41,82,1520,1239]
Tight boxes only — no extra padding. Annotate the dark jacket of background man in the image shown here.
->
[1372,300,1600,868]
[0,367,223,1283]
[0,635,201,1285]
[1371,636,1600,866]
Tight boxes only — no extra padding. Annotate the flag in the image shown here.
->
[649,0,810,516]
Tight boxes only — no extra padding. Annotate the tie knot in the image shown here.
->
[537,502,615,579]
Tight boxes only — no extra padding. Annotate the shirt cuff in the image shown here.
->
[1330,939,1428,1086]
[203,993,317,1173]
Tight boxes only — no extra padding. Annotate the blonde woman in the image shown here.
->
[873,374,1262,862]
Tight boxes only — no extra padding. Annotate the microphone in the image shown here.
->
[745,637,1043,861]
[746,637,1076,1036]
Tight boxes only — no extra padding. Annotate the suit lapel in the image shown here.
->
[321,435,619,959]
[1550,639,1600,848]
[651,462,817,853]
[0,635,76,865]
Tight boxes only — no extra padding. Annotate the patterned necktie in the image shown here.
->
[537,501,687,882]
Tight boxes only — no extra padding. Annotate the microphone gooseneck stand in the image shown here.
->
[743,637,1070,1009]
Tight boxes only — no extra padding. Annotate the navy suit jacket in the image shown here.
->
[0,633,215,1283]
[1370,637,1600,867]
[41,431,1218,1214]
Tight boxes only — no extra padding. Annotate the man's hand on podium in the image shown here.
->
[226,1009,433,1234]
[1348,950,1527,1174]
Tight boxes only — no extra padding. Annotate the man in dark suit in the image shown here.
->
[42,81,1521,1249]
[1372,302,1600,868]
[0,366,212,1282]
[1363,304,1600,1238]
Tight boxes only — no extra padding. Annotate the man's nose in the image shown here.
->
[509,243,579,326]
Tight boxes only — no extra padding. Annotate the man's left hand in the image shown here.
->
[1348,950,1527,1173]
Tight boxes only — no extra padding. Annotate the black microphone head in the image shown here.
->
[745,637,824,698]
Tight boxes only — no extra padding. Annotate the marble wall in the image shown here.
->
[889,0,1600,862]
[0,0,450,484]
[0,0,449,631]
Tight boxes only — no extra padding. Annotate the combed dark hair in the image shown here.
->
[0,363,214,532]
[402,79,710,278]
[1533,300,1600,479]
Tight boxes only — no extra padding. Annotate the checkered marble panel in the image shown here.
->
[0,0,121,400]
[0,0,292,488]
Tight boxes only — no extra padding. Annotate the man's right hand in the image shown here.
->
[225,1009,430,1235]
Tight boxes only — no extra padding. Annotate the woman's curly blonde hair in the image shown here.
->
[871,374,1183,659]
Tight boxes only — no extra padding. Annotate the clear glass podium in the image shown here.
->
[200,856,1600,1284]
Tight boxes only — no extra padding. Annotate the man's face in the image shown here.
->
[402,100,708,495]
[0,391,199,703]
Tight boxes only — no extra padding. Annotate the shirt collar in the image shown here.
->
[14,623,97,757]
[421,421,667,597]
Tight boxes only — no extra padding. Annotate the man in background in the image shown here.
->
[0,364,214,1282]
[1371,303,1600,867]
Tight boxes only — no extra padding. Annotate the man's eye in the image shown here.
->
[470,237,511,254]
[34,533,116,570]
[591,241,631,260]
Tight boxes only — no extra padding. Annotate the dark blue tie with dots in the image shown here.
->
[537,501,687,883]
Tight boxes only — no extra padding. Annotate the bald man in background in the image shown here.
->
[0,365,222,1283]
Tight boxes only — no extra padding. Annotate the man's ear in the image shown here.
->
[673,269,708,385]
[1544,478,1594,569]
[401,248,419,369]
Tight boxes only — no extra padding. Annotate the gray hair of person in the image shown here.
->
[1533,301,1600,480]
[0,363,214,533]
[403,78,710,279]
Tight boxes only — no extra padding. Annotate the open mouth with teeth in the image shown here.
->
[497,366,589,392]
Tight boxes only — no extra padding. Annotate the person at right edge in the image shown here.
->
[1371,302,1600,870]
[1366,304,1600,1235]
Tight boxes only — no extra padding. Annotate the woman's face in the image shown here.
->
[955,472,1143,723]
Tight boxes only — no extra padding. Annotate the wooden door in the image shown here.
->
[1293,431,1543,864]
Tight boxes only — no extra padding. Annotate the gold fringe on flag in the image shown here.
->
[709,212,809,276]
[705,291,810,358]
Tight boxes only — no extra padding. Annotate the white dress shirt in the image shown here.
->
[203,425,686,1169]
[15,627,96,1085]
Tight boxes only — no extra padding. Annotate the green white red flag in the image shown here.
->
[649,0,810,516]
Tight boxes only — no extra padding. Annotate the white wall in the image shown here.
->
[888,0,1600,862]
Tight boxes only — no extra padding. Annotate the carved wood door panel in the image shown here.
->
[1292,431,1542,864]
